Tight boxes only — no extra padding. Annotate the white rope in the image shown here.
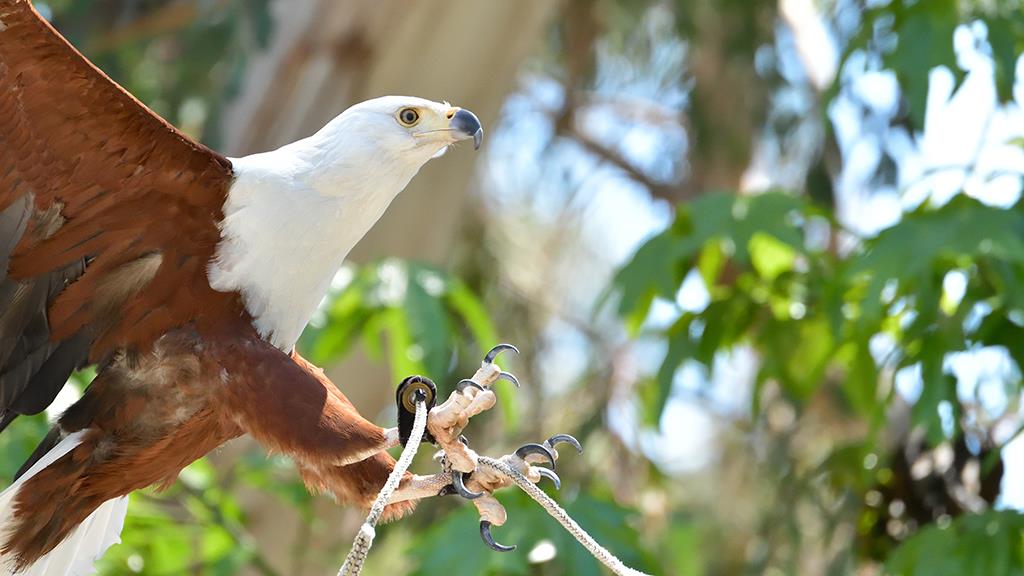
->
[478,456,652,576]
[337,398,428,576]
[336,396,649,576]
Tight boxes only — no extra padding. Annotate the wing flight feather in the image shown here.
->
[0,0,242,429]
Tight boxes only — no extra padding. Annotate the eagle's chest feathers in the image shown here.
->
[208,143,421,351]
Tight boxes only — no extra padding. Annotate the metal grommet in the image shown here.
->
[401,378,435,413]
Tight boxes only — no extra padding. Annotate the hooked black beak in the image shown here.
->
[451,108,483,150]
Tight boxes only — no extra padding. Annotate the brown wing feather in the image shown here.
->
[4,329,412,567]
[214,338,416,520]
[0,0,244,427]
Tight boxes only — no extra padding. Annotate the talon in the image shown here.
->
[535,467,561,489]
[497,371,520,388]
[452,471,483,500]
[484,343,519,364]
[546,434,583,454]
[480,520,516,552]
[514,443,556,468]
[456,378,485,393]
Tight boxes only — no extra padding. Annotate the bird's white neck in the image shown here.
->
[208,120,436,351]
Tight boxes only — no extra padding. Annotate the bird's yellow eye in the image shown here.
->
[398,108,420,126]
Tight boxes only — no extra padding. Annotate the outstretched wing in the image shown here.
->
[0,0,242,430]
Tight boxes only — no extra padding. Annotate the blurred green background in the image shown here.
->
[4,0,1024,574]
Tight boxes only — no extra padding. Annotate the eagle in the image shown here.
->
[0,1,558,573]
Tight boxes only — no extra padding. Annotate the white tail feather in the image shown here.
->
[0,432,129,576]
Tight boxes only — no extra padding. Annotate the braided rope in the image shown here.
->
[478,456,652,576]
[337,398,428,576]
[336,397,649,576]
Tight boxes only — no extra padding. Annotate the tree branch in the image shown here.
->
[563,121,690,204]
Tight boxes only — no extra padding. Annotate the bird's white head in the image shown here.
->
[333,95,483,154]
[214,95,483,351]
[302,96,483,197]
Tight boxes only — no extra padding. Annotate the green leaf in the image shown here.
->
[445,279,498,349]
[561,492,657,573]
[406,506,497,575]
[614,230,686,331]
[976,310,1024,371]
[382,306,424,378]
[911,334,957,444]
[749,231,797,282]
[651,315,696,425]
[848,196,1024,325]
[612,191,809,331]
[405,265,451,379]
[666,518,704,576]
[985,16,1023,103]
[696,240,725,289]
[305,260,499,393]
[760,316,834,401]
[885,0,962,130]
[839,338,883,419]
[886,510,1024,576]
[0,414,50,486]
[308,270,373,363]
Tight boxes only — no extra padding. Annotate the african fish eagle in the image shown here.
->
[0,1,521,573]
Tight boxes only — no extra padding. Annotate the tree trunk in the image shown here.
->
[685,0,776,194]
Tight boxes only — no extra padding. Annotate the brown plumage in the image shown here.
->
[0,0,422,570]
[6,330,409,567]
[0,0,239,360]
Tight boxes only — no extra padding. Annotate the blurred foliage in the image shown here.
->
[612,192,833,421]
[605,0,1024,574]
[37,0,273,147]
[406,490,659,576]
[301,260,521,429]
[614,191,1024,434]
[613,188,1024,563]
[884,509,1024,576]
[302,261,497,386]
[845,0,1024,126]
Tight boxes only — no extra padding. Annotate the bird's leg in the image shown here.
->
[421,344,520,474]
[385,471,454,504]
[374,347,519,505]
[324,343,516,471]
[383,344,586,552]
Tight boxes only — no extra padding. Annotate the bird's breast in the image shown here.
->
[207,169,402,351]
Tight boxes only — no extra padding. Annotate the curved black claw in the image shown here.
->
[484,343,519,364]
[480,521,516,552]
[515,443,556,469]
[497,371,521,388]
[546,434,584,455]
[456,378,485,393]
[451,471,483,500]
[535,467,561,490]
